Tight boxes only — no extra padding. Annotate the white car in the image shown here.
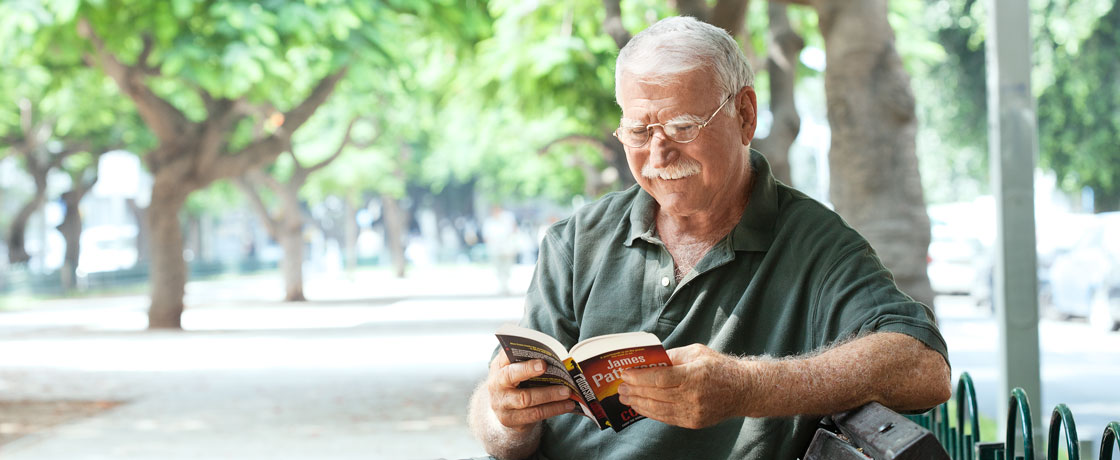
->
[1048,212,1120,331]
[77,225,139,274]
[928,231,984,295]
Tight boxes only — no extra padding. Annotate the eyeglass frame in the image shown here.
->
[612,94,733,148]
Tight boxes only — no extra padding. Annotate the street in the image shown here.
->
[0,266,1118,458]
[937,295,1120,453]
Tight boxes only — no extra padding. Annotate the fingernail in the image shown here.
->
[618,384,628,395]
[618,395,629,404]
[557,387,569,398]
[534,361,544,372]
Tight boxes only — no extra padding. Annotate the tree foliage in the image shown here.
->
[1037,0,1120,211]
[915,0,1119,208]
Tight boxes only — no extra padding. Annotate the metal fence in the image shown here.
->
[907,372,1120,460]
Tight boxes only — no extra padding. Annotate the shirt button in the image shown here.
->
[661,276,670,287]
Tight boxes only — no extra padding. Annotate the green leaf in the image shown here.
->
[46,0,78,22]
[171,0,195,19]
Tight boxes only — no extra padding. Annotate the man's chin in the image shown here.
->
[651,193,701,216]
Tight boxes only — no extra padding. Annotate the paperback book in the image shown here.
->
[495,324,672,432]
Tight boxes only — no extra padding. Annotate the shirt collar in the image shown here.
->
[624,149,778,252]
[730,150,778,252]
[624,187,658,247]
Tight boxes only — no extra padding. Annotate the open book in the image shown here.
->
[495,324,672,432]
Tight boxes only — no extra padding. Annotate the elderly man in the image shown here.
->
[468,16,950,459]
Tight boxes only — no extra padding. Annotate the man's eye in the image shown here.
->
[666,124,697,134]
[627,127,648,136]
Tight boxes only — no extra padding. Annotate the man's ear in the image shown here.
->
[736,86,758,146]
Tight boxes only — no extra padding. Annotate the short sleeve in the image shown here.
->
[812,243,949,363]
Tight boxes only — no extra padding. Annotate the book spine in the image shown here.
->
[564,358,610,430]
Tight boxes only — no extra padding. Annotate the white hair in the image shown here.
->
[615,16,754,110]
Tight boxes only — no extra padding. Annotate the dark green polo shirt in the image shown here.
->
[519,151,947,460]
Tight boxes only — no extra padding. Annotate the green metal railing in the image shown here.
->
[907,372,1120,460]
[1102,422,1120,460]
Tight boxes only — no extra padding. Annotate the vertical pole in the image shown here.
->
[985,0,1042,453]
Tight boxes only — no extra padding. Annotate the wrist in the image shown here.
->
[484,400,543,458]
[470,384,542,458]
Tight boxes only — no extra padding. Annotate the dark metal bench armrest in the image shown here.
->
[805,401,949,460]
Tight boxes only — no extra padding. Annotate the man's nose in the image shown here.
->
[648,128,679,168]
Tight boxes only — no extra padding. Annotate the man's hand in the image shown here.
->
[485,353,576,432]
[617,333,951,429]
[617,343,755,429]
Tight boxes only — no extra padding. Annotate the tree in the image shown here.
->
[469,0,637,198]
[0,61,135,267]
[237,116,375,301]
[806,0,934,307]
[916,0,1120,209]
[2,100,81,265]
[54,150,102,290]
[10,0,439,328]
[1038,0,1120,212]
[912,0,989,204]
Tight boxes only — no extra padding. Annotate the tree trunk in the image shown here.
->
[752,2,803,186]
[279,224,306,302]
[381,193,408,278]
[56,190,85,291]
[813,0,935,308]
[7,169,48,265]
[146,180,188,329]
[7,190,45,265]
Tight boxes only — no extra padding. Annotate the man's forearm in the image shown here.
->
[468,383,542,460]
[741,332,951,418]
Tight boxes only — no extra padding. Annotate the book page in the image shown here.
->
[568,331,662,363]
[495,324,569,356]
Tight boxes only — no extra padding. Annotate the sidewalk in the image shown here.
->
[0,265,530,460]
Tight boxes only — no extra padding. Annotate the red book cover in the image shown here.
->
[495,325,672,432]
[569,336,672,432]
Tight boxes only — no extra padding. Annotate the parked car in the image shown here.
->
[1048,212,1120,331]
[927,203,991,296]
[928,228,984,295]
[971,213,1097,310]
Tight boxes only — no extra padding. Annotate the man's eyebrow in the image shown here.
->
[622,113,707,127]
[620,117,644,127]
[667,113,706,125]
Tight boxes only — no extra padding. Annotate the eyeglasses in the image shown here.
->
[613,95,732,148]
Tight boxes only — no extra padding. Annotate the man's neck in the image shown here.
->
[655,168,754,280]
[656,168,754,244]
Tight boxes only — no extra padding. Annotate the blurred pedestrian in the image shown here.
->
[482,206,518,295]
